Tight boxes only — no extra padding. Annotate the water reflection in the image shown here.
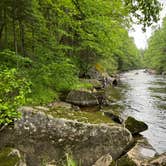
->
[120,70,166,153]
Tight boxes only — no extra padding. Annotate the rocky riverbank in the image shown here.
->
[0,69,166,166]
[0,105,166,166]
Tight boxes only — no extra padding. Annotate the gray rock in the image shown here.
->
[92,154,113,166]
[119,137,166,166]
[86,68,118,87]
[125,116,148,135]
[0,106,133,166]
[86,67,103,80]
[104,111,123,124]
[125,137,157,165]
[162,71,166,76]
[66,90,99,106]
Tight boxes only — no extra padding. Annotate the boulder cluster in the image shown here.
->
[0,68,165,166]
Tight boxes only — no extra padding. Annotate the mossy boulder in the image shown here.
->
[125,116,148,135]
[116,155,137,166]
[66,90,99,106]
[0,148,23,166]
[0,106,133,166]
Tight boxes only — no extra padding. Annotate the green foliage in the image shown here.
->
[0,49,32,68]
[65,153,77,166]
[0,0,162,109]
[0,68,31,125]
[144,17,166,73]
[27,58,78,105]
[0,148,20,166]
[124,0,162,30]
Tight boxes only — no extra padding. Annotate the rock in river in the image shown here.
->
[66,90,99,106]
[0,106,133,166]
[125,116,148,135]
[117,136,166,166]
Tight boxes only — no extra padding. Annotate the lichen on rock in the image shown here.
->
[0,106,133,166]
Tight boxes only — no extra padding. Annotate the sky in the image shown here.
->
[129,0,166,49]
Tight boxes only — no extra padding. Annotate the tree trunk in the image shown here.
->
[19,20,25,56]
[31,26,35,55]
[0,9,4,42]
[12,8,17,54]
[4,8,7,47]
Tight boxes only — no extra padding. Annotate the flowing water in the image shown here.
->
[120,69,166,153]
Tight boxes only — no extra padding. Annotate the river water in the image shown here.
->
[120,69,166,153]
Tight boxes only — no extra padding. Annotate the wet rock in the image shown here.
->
[0,106,133,166]
[162,71,166,76]
[104,111,123,124]
[143,152,166,166]
[92,154,113,166]
[125,116,148,135]
[66,90,99,106]
[117,137,157,166]
[147,69,157,75]
[94,90,107,105]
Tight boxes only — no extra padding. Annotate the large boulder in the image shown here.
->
[125,116,148,135]
[86,68,118,87]
[0,106,133,166]
[66,90,99,106]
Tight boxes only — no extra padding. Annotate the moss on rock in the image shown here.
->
[116,156,137,166]
[0,148,20,166]
[48,107,115,124]
[125,116,148,135]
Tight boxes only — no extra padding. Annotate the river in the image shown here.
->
[120,69,166,153]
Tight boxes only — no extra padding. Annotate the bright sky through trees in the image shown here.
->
[130,0,166,49]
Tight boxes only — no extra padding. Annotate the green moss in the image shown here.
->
[105,86,123,101]
[0,148,19,166]
[47,107,115,124]
[125,116,148,134]
[116,156,137,166]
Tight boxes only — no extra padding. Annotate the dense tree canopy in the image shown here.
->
[0,0,162,112]
[144,17,166,73]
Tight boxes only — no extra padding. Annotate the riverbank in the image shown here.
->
[0,69,166,166]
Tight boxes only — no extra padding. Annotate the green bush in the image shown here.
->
[26,58,79,105]
[0,49,32,69]
[0,68,31,126]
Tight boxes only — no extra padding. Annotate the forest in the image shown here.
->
[144,17,166,73]
[0,0,162,112]
[1,0,166,165]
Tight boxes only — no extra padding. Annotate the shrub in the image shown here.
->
[0,68,31,126]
